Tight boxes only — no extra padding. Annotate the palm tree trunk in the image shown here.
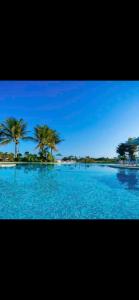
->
[15,141,18,158]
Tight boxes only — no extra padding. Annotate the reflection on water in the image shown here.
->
[2,163,139,219]
[16,163,55,174]
[4,163,139,193]
[117,169,139,190]
[13,164,59,193]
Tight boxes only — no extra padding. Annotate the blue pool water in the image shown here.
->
[0,163,139,219]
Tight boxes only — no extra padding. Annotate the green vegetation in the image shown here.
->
[32,125,63,161]
[2,117,137,165]
[0,152,15,162]
[116,138,138,162]
[0,117,63,162]
[47,129,63,155]
[62,156,118,163]
[0,118,33,158]
[116,143,127,161]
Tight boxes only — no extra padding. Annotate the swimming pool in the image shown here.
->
[0,163,139,219]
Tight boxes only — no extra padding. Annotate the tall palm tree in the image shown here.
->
[0,117,33,158]
[33,125,63,160]
[47,129,63,155]
[33,125,50,159]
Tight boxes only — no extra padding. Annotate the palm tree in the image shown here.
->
[33,125,63,161]
[0,117,33,158]
[33,125,50,160]
[47,129,63,155]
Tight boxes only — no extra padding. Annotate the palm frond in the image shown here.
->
[0,139,11,145]
[22,136,35,141]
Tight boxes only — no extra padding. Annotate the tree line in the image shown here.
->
[62,156,118,163]
[0,117,63,162]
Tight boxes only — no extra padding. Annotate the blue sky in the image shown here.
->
[0,80,139,157]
